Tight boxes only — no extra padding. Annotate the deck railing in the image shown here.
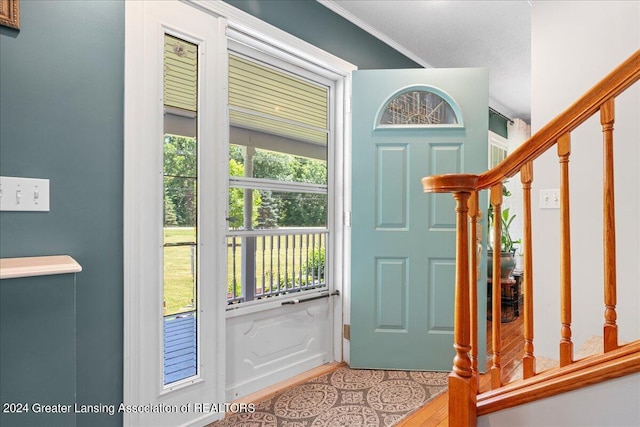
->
[226,228,328,304]
[422,50,640,425]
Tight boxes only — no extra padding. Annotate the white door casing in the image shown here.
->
[124,1,227,426]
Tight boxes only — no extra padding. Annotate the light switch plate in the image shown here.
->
[540,189,560,209]
[0,176,50,212]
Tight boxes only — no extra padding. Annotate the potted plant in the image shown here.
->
[487,186,521,279]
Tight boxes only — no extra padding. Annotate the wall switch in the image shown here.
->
[0,176,50,212]
[540,189,560,209]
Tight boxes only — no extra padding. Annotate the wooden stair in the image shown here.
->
[478,339,640,415]
[420,49,640,426]
[400,341,640,426]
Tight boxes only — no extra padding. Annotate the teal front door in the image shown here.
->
[350,68,488,371]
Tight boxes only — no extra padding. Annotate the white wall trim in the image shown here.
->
[123,2,144,415]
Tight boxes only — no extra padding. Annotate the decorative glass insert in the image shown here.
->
[379,90,458,125]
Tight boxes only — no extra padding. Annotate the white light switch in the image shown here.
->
[540,189,560,209]
[0,176,50,212]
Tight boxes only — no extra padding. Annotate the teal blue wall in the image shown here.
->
[224,0,421,69]
[489,111,509,138]
[0,1,124,426]
[1,275,77,427]
[0,2,420,426]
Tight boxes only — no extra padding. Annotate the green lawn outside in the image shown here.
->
[164,227,196,315]
[163,227,325,315]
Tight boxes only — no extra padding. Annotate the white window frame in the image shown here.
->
[489,130,509,169]
[226,40,333,308]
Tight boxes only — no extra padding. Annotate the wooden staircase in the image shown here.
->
[420,49,640,426]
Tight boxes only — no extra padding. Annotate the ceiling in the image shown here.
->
[320,0,532,123]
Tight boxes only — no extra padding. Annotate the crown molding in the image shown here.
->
[317,0,433,69]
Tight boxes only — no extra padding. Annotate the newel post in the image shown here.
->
[421,174,479,427]
[449,190,476,427]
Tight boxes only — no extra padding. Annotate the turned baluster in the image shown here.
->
[468,191,480,390]
[601,98,619,353]
[490,184,503,388]
[449,191,476,426]
[558,134,574,367]
[521,161,536,378]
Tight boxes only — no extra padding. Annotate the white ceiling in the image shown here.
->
[320,0,532,123]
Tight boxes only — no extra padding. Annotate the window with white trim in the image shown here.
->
[489,132,508,168]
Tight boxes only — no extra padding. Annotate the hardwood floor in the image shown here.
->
[488,316,526,383]
[399,315,525,426]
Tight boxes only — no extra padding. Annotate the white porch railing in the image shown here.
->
[226,228,328,304]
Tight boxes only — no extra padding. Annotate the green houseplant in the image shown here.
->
[494,207,520,254]
[487,186,521,279]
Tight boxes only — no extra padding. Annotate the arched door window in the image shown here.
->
[376,86,463,128]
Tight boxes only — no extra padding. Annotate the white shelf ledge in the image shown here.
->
[0,255,82,279]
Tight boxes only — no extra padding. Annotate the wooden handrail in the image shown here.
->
[422,50,640,194]
[480,49,639,188]
[422,49,640,426]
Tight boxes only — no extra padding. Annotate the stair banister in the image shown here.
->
[520,161,535,379]
[421,49,640,426]
[489,184,503,389]
[558,133,573,366]
[600,98,618,352]
[468,191,481,386]
[476,50,639,190]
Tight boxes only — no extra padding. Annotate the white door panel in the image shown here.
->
[226,300,333,400]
